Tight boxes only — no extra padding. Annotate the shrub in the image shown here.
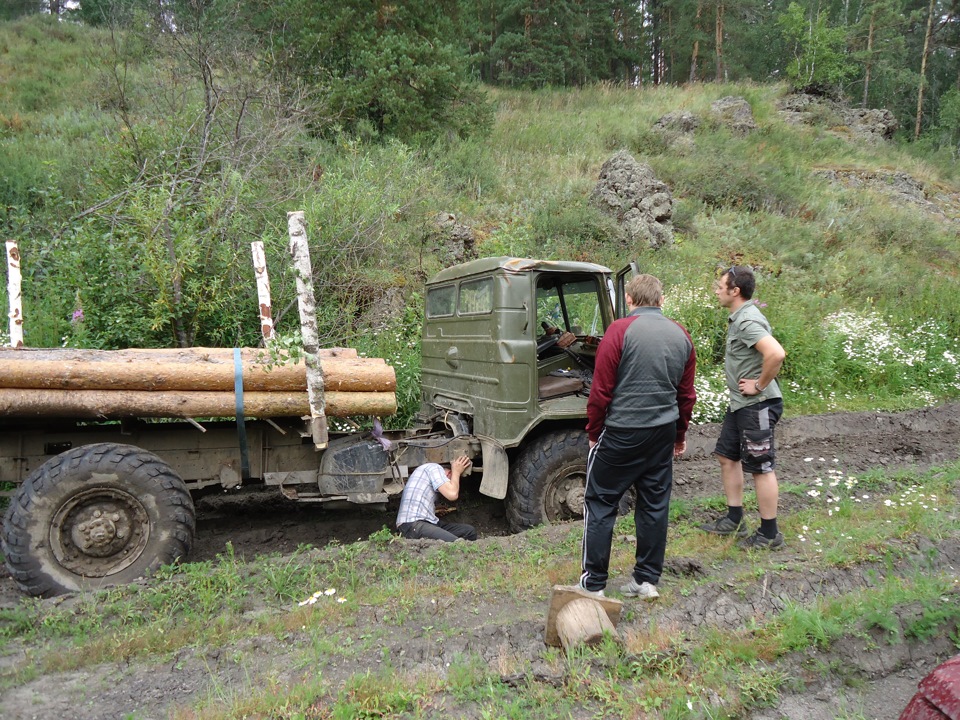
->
[533,192,620,250]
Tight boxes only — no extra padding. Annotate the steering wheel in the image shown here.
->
[536,334,560,356]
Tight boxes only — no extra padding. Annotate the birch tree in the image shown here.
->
[778,1,856,92]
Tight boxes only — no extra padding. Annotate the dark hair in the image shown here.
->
[724,265,755,299]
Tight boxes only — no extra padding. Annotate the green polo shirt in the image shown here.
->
[725,301,782,412]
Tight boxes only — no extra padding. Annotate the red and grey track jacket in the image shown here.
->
[586,306,697,444]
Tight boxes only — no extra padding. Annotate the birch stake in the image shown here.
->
[6,240,23,348]
[250,241,274,342]
[286,211,328,449]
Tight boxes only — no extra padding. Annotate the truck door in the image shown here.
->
[614,261,640,318]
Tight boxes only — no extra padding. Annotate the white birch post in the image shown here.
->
[250,241,274,342]
[6,240,23,348]
[286,211,328,449]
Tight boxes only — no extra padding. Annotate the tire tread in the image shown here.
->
[2,443,195,597]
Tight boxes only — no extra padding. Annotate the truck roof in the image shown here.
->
[427,257,612,285]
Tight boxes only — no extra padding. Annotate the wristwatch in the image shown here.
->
[754,380,764,393]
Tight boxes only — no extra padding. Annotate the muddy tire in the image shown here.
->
[2,443,195,597]
[506,430,590,532]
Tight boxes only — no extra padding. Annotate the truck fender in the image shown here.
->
[478,438,509,500]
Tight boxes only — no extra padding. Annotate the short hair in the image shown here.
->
[724,265,755,299]
[625,274,663,307]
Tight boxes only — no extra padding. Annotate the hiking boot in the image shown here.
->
[699,515,750,538]
[619,578,660,600]
[738,530,785,550]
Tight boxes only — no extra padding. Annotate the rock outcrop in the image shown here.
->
[814,168,960,223]
[777,93,898,142]
[710,96,757,135]
[433,212,476,263]
[653,111,700,153]
[654,111,700,134]
[591,151,674,250]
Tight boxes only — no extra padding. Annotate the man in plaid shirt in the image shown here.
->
[396,456,477,541]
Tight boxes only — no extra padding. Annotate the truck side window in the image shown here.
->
[426,285,456,317]
[458,278,493,315]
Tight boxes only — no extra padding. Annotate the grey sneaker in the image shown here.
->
[699,515,750,538]
[620,578,660,600]
[738,530,785,550]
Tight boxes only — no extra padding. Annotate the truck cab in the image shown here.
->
[415,257,630,530]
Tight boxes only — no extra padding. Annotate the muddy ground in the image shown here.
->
[2,403,960,719]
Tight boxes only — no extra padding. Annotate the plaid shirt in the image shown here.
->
[396,463,449,526]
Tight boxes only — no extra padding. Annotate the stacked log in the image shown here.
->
[0,347,397,419]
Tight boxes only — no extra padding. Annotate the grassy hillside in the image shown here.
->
[1,16,959,423]
[2,18,960,720]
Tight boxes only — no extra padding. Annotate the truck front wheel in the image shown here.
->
[2,443,195,597]
[506,430,590,532]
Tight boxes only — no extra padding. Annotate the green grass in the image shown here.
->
[2,462,959,716]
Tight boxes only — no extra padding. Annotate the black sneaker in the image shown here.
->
[738,530,785,550]
[699,515,750,538]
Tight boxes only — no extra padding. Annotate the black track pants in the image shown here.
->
[580,423,675,592]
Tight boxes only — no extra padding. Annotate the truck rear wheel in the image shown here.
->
[506,430,590,531]
[2,443,195,597]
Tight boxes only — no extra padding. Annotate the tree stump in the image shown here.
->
[544,585,623,649]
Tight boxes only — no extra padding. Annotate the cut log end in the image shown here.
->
[544,585,623,650]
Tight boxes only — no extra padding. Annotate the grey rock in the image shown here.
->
[710,96,757,134]
[841,107,899,141]
[812,168,958,220]
[435,212,476,263]
[654,111,700,134]
[775,92,898,142]
[590,150,674,250]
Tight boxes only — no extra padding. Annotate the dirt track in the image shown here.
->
[1,403,959,719]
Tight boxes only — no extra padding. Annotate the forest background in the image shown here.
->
[1,0,960,427]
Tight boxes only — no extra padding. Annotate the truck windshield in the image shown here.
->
[536,277,604,337]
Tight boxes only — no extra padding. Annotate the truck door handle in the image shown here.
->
[445,346,460,368]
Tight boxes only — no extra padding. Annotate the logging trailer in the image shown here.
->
[1,256,637,596]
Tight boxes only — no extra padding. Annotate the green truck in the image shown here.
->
[1,256,636,596]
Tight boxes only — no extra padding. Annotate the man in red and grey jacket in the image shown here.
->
[579,274,697,599]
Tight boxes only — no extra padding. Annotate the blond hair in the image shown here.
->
[625,274,663,307]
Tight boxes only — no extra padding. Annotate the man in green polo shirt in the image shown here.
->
[700,265,787,548]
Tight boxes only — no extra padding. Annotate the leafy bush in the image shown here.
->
[428,136,501,201]
[533,192,620,249]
